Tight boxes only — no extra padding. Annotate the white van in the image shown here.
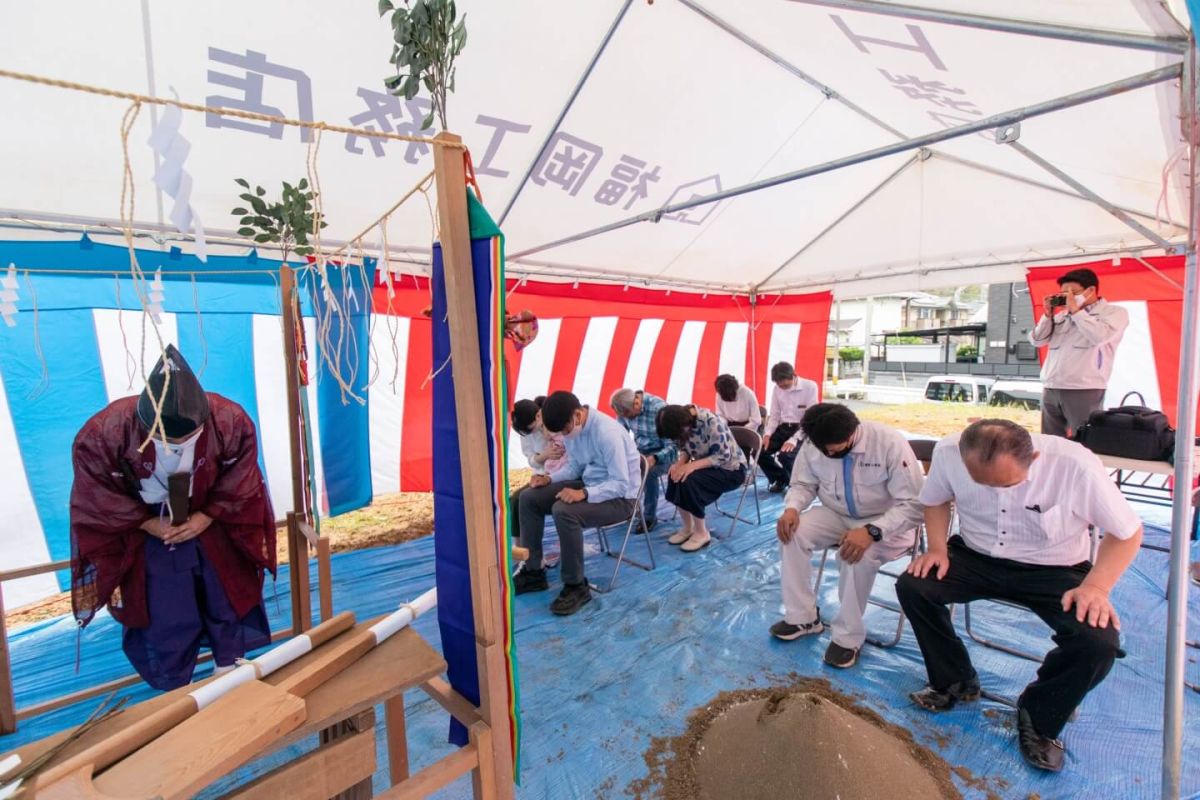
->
[922,375,993,404]
[922,375,1045,408]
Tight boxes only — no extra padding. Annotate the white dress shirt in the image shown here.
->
[920,432,1142,565]
[785,421,926,541]
[1029,298,1129,390]
[765,378,820,439]
[548,408,641,503]
[715,385,762,429]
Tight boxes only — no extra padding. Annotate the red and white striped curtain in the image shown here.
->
[369,276,832,491]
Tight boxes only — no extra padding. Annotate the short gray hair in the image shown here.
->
[610,388,637,416]
[958,419,1035,467]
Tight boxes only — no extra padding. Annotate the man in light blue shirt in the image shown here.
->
[514,391,640,616]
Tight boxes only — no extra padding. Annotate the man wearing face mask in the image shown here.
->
[897,419,1142,772]
[70,345,276,690]
[771,403,925,669]
[512,391,641,616]
[1029,268,1129,438]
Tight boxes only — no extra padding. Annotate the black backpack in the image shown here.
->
[1074,391,1174,461]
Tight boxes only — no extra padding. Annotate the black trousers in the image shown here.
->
[666,465,746,518]
[895,537,1121,738]
[759,422,800,485]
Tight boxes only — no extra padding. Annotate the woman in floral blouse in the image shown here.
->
[656,404,747,552]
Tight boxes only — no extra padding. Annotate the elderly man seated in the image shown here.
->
[898,419,1143,772]
[611,387,676,532]
[771,403,925,669]
[656,403,747,552]
[513,391,641,616]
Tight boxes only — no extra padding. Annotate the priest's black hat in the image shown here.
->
[137,344,210,439]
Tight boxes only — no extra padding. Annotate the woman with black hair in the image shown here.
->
[657,404,747,552]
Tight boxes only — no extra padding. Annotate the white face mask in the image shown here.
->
[562,413,584,440]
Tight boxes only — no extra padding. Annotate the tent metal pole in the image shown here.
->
[1007,141,1181,251]
[495,0,634,226]
[507,64,1182,262]
[754,152,920,290]
[1161,38,1198,800]
[788,0,1188,54]
[762,242,1178,295]
[675,0,906,138]
[931,151,1188,233]
[683,0,1191,239]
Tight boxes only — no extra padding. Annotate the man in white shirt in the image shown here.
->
[1029,268,1129,438]
[513,391,641,616]
[771,404,925,669]
[898,419,1143,772]
[761,362,820,493]
[714,374,762,432]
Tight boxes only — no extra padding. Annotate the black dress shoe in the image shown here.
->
[768,481,786,494]
[823,641,859,669]
[512,567,548,595]
[550,582,592,616]
[910,675,981,711]
[1017,707,1065,772]
[637,517,657,534]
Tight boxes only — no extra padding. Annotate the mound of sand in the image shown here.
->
[630,678,962,800]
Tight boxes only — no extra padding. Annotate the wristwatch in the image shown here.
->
[864,523,883,542]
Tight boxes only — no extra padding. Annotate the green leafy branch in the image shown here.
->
[231,178,327,263]
[378,0,467,130]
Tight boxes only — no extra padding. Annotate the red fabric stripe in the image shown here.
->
[795,321,827,400]
[400,319,433,492]
[645,321,684,400]
[599,319,642,414]
[504,343,524,407]
[692,322,726,406]
[1147,302,1180,422]
[547,318,590,397]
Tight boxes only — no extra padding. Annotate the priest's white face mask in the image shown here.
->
[164,425,205,447]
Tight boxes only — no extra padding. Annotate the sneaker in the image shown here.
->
[680,531,711,552]
[769,618,824,641]
[823,641,859,669]
[550,582,592,616]
[910,675,981,712]
[768,481,786,494]
[667,528,692,545]
[512,567,548,595]
[1016,705,1065,773]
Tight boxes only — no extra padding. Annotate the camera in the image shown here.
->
[1048,294,1068,307]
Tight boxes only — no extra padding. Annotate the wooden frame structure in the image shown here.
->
[0,262,334,736]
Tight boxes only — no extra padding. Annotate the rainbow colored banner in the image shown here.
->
[430,190,521,776]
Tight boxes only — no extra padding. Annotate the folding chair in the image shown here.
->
[713,426,763,540]
[809,439,937,649]
[587,455,656,593]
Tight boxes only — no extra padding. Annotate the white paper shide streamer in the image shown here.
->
[147,267,165,324]
[147,90,207,262]
[0,264,17,327]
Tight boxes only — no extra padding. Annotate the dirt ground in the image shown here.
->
[626,677,967,800]
[6,404,1030,630]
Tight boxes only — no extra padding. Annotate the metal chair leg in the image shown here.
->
[963,601,1045,663]
[590,506,656,594]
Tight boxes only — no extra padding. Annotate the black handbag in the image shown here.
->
[1074,391,1175,461]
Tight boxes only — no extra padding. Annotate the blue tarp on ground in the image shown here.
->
[3,481,1198,799]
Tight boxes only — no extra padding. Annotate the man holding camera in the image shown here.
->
[1029,268,1129,438]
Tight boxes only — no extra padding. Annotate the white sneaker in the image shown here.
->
[668,528,692,545]
[680,531,711,552]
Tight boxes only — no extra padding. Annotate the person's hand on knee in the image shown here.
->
[1061,582,1120,629]
[776,508,799,544]
[907,549,950,580]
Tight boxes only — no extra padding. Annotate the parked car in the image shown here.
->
[988,379,1044,410]
[922,375,993,404]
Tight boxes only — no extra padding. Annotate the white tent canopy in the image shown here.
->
[0,1,1191,296]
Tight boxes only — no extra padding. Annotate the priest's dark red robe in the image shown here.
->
[70,393,276,685]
